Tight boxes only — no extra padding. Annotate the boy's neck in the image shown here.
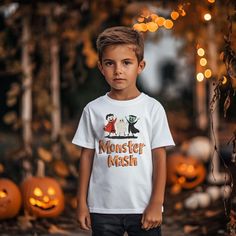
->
[108,89,141,101]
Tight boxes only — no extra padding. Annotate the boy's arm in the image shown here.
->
[76,147,95,231]
[141,147,166,230]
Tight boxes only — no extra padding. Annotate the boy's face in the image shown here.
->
[98,44,145,95]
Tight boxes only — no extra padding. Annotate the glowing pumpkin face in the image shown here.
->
[167,154,206,189]
[0,178,22,220]
[21,177,64,218]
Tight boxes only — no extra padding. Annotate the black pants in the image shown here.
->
[91,213,162,236]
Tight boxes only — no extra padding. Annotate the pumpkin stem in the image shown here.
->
[36,160,45,177]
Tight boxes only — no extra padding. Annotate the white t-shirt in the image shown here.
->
[72,93,175,214]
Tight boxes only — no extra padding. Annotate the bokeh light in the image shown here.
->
[155,17,165,26]
[200,58,207,66]
[163,19,174,29]
[197,48,205,57]
[196,73,204,82]
[171,11,179,20]
[146,22,158,32]
[222,76,227,84]
[204,69,212,78]
[204,13,212,21]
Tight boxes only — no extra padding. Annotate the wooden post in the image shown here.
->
[49,13,61,159]
[21,16,32,156]
[50,37,61,143]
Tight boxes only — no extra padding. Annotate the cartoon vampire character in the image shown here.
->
[126,115,139,136]
[104,113,117,137]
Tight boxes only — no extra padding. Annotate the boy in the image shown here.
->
[72,26,175,236]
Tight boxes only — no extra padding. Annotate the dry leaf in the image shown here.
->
[48,224,71,235]
[38,147,52,162]
[32,121,41,131]
[205,209,221,217]
[174,202,183,210]
[43,119,52,130]
[0,163,4,173]
[7,147,29,160]
[6,97,17,107]
[170,184,182,195]
[184,225,199,234]
[70,196,77,209]
[3,111,17,124]
[69,164,79,178]
[7,83,21,97]
[64,142,81,161]
[53,160,70,177]
[62,30,79,41]
[57,177,68,188]
[17,213,36,230]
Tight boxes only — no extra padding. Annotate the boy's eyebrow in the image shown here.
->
[102,58,135,62]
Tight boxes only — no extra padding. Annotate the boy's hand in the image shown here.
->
[76,203,91,231]
[141,202,162,231]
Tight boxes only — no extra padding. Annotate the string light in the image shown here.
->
[222,76,227,84]
[133,23,148,32]
[171,11,179,20]
[207,0,215,3]
[146,22,158,32]
[133,3,188,32]
[196,73,204,82]
[164,19,174,29]
[204,69,212,78]
[200,58,207,66]
[155,17,165,27]
[197,48,205,57]
[204,13,212,21]
[150,14,158,21]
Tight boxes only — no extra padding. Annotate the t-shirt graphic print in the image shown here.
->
[101,113,145,168]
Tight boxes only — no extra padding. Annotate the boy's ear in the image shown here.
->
[138,60,146,74]
[97,61,104,75]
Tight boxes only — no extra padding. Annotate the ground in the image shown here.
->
[0,185,233,236]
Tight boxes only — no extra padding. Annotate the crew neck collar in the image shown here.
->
[104,92,146,106]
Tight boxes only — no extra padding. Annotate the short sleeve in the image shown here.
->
[151,104,175,149]
[72,109,95,149]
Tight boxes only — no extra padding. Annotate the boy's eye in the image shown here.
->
[123,61,131,65]
[104,61,113,66]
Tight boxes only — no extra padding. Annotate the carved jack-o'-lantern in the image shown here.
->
[21,176,64,218]
[21,160,64,218]
[167,154,206,189]
[0,178,22,220]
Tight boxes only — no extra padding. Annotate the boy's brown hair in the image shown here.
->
[96,26,144,63]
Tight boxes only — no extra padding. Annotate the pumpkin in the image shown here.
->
[186,136,211,162]
[0,178,22,220]
[21,160,64,218]
[167,154,206,189]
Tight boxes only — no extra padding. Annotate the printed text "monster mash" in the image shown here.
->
[98,140,145,167]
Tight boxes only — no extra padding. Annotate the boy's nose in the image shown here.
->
[114,65,122,75]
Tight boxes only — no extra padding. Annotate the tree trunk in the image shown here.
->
[195,60,207,130]
[207,22,228,183]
